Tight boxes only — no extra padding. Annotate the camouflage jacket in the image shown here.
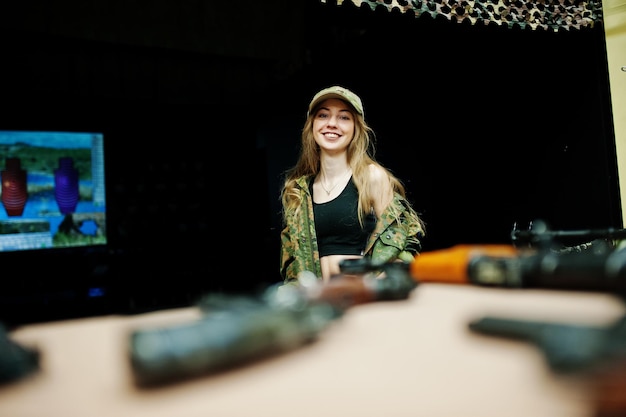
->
[279,175,423,284]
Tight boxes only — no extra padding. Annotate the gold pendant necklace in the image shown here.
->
[320,170,351,196]
[320,180,339,196]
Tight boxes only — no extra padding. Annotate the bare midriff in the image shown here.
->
[320,254,363,282]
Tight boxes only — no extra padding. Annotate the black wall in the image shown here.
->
[0,0,620,324]
[260,2,620,251]
[0,27,275,324]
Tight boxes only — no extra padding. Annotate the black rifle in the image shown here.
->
[465,241,626,294]
[511,219,626,250]
[407,239,626,295]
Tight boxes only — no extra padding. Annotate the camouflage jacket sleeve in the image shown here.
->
[364,192,424,264]
[279,176,322,283]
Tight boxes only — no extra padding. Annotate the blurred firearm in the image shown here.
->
[468,314,626,416]
[468,315,620,373]
[409,221,626,294]
[0,323,39,384]
[128,261,416,387]
[129,293,337,387]
[510,219,626,250]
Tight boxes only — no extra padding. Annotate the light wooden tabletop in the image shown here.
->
[1,283,625,417]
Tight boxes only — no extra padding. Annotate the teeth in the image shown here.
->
[325,133,339,138]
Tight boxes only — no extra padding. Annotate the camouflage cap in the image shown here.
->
[307,86,364,117]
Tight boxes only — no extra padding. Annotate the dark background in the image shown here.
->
[0,0,620,325]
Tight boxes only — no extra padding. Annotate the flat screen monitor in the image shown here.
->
[0,130,107,253]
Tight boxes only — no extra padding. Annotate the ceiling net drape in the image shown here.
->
[320,0,603,31]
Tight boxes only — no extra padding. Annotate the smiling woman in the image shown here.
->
[278,85,426,284]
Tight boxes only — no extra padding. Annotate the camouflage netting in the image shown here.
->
[321,0,603,31]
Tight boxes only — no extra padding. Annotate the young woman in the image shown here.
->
[279,86,426,284]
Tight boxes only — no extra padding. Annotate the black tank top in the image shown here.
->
[312,177,369,257]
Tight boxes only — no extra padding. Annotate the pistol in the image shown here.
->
[468,315,626,373]
[469,314,626,416]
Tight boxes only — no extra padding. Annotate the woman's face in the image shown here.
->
[312,98,355,153]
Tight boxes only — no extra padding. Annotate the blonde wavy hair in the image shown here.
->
[280,100,424,235]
